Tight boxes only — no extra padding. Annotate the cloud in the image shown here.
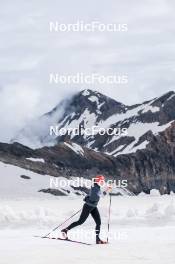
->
[0,0,175,142]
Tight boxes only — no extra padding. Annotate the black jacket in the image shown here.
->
[84,183,101,207]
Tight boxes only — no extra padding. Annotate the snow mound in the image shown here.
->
[0,196,175,229]
[150,189,161,196]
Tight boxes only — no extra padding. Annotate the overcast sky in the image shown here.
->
[0,0,175,142]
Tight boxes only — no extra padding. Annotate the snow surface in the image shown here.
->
[0,159,175,263]
[0,195,175,264]
[0,161,81,198]
[0,162,131,199]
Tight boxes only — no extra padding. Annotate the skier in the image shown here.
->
[61,175,112,244]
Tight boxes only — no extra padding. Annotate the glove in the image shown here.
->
[106,185,112,192]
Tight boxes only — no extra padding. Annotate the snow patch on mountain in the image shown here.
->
[88,96,99,104]
[114,121,172,156]
[82,89,90,96]
[142,105,160,114]
[120,140,149,155]
[99,101,155,129]
[107,144,126,156]
[62,108,98,139]
[167,93,175,101]
[26,158,45,163]
[64,142,84,156]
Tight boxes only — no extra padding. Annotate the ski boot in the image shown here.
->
[61,228,68,239]
[96,238,108,244]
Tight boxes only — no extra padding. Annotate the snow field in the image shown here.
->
[0,196,175,264]
[0,195,175,230]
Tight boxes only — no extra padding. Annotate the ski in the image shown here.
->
[35,236,92,245]
[50,237,92,245]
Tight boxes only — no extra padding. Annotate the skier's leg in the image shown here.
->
[91,207,101,241]
[64,203,92,231]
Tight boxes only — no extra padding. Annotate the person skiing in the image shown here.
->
[61,175,112,244]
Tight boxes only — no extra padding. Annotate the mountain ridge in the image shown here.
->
[1,119,175,194]
[12,89,175,158]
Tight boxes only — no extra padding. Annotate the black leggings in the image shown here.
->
[66,203,101,238]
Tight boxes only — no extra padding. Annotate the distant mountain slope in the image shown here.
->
[7,89,175,195]
[2,119,175,194]
[13,90,175,158]
[0,142,132,198]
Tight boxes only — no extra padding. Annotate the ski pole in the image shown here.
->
[107,194,112,243]
[42,208,82,238]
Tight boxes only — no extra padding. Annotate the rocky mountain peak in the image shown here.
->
[4,89,175,195]
[12,89,175,156]
[152,91,175,106]
[68,89,126,116]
